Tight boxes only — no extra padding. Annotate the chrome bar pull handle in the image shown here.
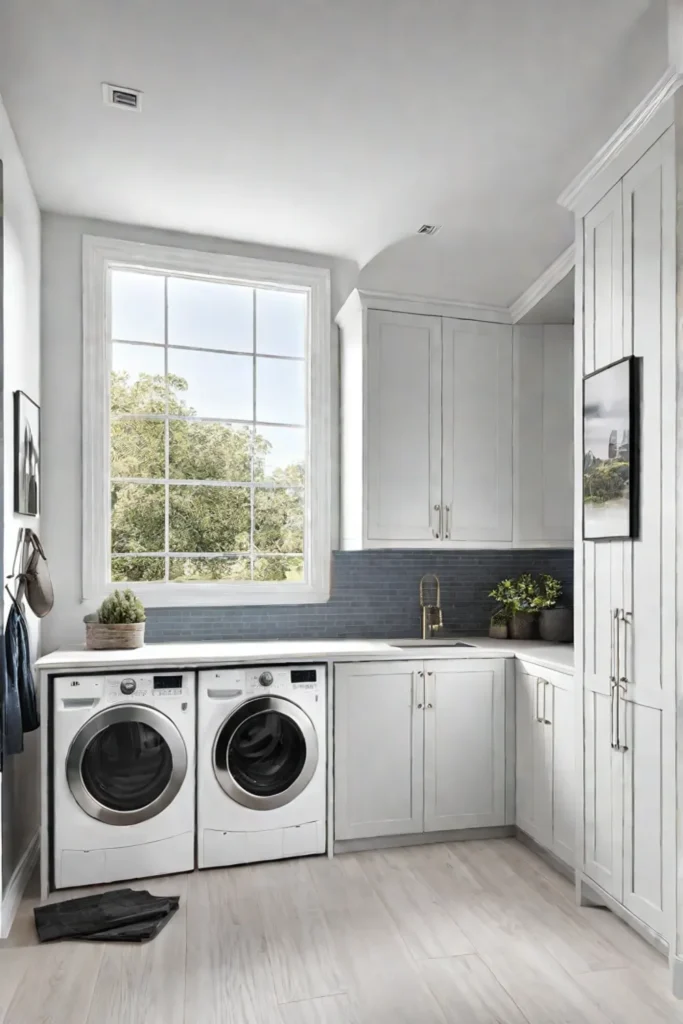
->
[611,609,622,750]
[444,505,451,540]
[535,678,544,723]
[543,680,551,725]
[432,504,441,539]
[416,670,425,709]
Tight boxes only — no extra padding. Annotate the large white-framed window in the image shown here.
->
[83,235,331,607]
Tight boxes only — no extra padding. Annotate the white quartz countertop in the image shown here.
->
[35,636,573,675]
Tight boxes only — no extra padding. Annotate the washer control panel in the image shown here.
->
[53,672,193,703]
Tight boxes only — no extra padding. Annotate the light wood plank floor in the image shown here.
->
[0,838,680,1023]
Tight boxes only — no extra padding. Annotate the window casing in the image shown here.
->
[83,236,331,607]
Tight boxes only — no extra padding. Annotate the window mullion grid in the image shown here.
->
[163,275,170,582]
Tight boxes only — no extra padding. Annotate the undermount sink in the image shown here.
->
[386,639,476,649]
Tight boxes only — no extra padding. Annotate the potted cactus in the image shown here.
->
[84,589,146,650]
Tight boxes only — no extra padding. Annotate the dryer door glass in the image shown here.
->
[81,721,173,812]
[213,695,319,811]
[228,711,306,797]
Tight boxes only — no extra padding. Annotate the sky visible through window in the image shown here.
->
[109,268,308,585]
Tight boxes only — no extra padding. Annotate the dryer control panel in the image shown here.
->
[200,664,326,699]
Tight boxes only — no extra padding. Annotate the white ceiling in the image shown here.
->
[0,0,668,306]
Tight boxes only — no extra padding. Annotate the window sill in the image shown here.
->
[84,581,331,608]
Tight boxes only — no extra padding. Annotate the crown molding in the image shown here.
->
[509,244,575,324]
[338,287,511,324]
[558,66,683,213]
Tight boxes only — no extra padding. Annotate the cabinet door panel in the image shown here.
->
[548,681,575,867]
[513,325,573,546]
[424,660,506,831]
[583,687,623,898]
[619,130,675,939]
[442,320,512,543]
[515,670,536,837]
[334,662,424,840]
[366,310,441,542]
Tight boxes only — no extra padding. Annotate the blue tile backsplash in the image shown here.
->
[145,549,573,643]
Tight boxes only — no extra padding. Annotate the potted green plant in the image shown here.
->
[534,574,572,642]
[489,574,540,640]
[84,589,146,650]
[489,607,509,640]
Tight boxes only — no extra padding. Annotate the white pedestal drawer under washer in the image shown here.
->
[52,672,195,889]
[197,664,326,868]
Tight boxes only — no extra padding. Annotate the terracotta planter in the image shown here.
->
[508,611,537,640]
[539,607,573,643]
[489,621,508,640]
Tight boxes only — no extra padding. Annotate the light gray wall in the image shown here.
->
[0,96,41,896]
[41,212,358,651]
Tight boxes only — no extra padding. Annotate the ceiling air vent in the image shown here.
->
[102,83,143,111]
[417,224,441,236]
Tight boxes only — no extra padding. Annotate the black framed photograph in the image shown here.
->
[14,390,40,516]
[583,356,639,541]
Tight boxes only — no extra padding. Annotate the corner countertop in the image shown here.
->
[35,636,573,675]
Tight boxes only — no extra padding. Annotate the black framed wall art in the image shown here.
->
[14,390,40,516]
[583,356,640,541]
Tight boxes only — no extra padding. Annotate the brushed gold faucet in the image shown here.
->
[419,574,443,639]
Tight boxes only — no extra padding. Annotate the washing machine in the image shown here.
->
[197,664,326,868]
[52,671,195,890]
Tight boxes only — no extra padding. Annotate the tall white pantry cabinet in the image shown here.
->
[565,82,683,990]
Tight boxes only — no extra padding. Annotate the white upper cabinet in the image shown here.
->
[365,310,442,543]
[442,320,512,543]
[338,293,572,550]
[513,325,573,546]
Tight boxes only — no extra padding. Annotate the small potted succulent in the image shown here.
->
[535,574,573,642]
[489,574,540,640]
[489,608,509,640]
[84,589,146,650]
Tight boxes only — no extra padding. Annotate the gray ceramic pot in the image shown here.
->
[508,611,537,640]
[539,607,573,643]
[489,622,508,640]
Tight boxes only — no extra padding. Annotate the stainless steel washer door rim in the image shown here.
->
[65,704,188,826]
[213,696,319,811]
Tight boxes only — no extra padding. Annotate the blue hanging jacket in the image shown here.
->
[2,598,40,766]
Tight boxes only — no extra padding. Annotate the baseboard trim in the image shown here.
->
[514,828,574,882]
[1,831,39,939]
[333,825,514,855]
[671,956,683,999]
[577,873,668,958]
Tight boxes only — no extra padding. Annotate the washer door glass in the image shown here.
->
[67,705,188,825]
[81,721,173,812]
[228,711,306,797]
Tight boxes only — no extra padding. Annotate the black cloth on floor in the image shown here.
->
[34,888,180,943]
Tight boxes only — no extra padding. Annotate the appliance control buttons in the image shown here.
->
[258,671,274,687]
[120,678,136,695]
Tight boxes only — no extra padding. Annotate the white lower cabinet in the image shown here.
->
[423,661,507,831]
[334,659,508,842]
[516,661,575,868]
